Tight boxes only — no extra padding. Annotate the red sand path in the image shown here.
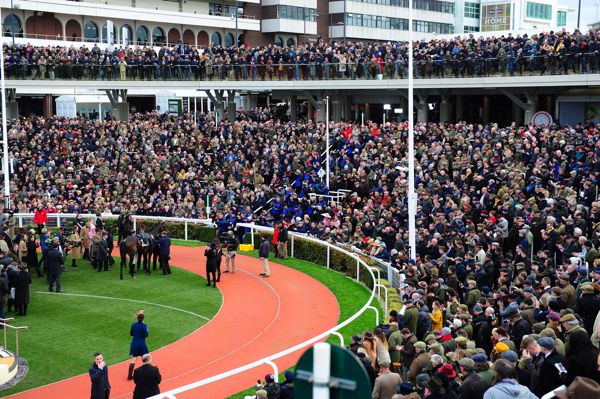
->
[6,246,340,399]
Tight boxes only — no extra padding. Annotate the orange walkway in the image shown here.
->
[6,246,340,399]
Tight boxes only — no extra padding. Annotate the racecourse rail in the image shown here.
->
[12,213,383,399]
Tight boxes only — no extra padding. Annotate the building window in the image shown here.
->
[464,25,479,33]
[224,32,234,47]
[153,27,165,45]
[526,2,552,20]
[3,14,21,36]
[286,37,295,46]
[102,23,117,44]
[464,2,480,19]
[277,6,316,21]
[275,36,283,47]
[121,25,133,44]
[211,32,221,45]
[84,21,98,42]
[557,10,567,26]
[136,25,149,45]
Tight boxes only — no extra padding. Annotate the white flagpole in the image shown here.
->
[408,0,416,261]
[0,9,11,209]
[325,96,330,189]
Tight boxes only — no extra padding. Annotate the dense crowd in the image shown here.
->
[5,27,600,81]
[4,107,600,398]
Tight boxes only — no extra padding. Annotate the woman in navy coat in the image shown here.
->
[127,310,149,381]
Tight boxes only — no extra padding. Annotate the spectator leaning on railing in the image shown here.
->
[4,27,600,81]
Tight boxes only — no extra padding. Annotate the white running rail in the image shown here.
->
[10,214,380,398]
[148,222,379,399]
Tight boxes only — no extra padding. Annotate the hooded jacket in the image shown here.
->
[483,379,539,399]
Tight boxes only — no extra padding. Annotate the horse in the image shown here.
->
[120,233,141,280]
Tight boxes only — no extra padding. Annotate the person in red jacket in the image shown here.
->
[33,204,48,236]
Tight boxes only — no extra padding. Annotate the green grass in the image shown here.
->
[2,255,221,396]
[226,251,383,399]
[170,239,206,247]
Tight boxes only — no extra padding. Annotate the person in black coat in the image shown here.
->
[13,263,31,315]
[532,337,566,397]
[25,232,42,277]
[154,232,171,275]
[574,284,600,335]
[204,243,218,287]
[96,232,109,272]
[47,239,65,293]
[133,353,161,399]
[457,358,489,399]
[563,329,600,385]
[0,268,8,320]
[279,370,295,399]
[89,352,110,399]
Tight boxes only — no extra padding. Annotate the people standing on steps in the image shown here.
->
[89,352,111,399]
[128,310,149,381]
[133,353,161,399]
[204,243,218,288]
[224,231,239,273]
[259,235,270,277]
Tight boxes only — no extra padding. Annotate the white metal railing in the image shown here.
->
[13,213,213,241]
[148,222,380,399]
[0,318,28,357]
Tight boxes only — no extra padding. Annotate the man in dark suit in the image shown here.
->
[531,336,566,397]
[47,238,65,293]
[133,353,161,399]
[89,352,110,399]
[154,231,171,275]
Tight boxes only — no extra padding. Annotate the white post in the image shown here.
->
[185,221,188,241]
[313,343,331,399]
[193,97,197,124]
[361,111,364,126]
[290,235,294,257]
[383,112,385,126]
[325,96,330,190]
[407,0,417,261]
[326,246,330,269]
[0,10,10,210]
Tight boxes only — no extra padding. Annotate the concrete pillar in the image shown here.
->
[43,94,53,117]
[242,94,258,110]
[5,89,18,120]
[440,97,451,123]
[417,106,428,124]
[331,96,345,122]
[364,103,370,122]
[524,96,537,125]
[512,102,523,126]
[307,101,314,121]
[455,95,464,121]
[104,89,128,121]
[315,102,325,123]
[290,95,298,122]
[226,90,236,121]
[482,95,491,123]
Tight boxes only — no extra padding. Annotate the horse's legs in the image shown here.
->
[130,253,138,278]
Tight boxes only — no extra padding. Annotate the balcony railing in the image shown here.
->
[3,54,600,81]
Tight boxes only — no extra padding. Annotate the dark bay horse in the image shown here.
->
[120,233,141,280]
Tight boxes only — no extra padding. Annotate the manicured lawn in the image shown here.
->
[226,251,383,399]
[2,255,221,396]
[170,239,205,247]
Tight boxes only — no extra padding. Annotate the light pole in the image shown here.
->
[0,9,10,209]
[577,0,582,28]
[235,0,239,46]
[325,96,330,189]
[10,0,15,45]
[303,7,307,45]
[407,0,416,261]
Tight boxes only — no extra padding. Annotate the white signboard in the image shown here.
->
[531,111,553,128]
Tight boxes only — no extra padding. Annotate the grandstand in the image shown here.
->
[0,0,600,398]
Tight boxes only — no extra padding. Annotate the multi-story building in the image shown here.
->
[454,0,570,34]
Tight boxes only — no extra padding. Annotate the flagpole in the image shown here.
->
[407,0,416,261]
[0,9,11,210]
[325,96,330,190]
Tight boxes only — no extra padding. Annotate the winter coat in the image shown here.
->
[531,350,565,397]
[403,305,419,334]
[575,294,600,335]
[204,248,218,272]
[89,363,110,399]
[259,239,270,258]
[483,379,538,399]
[458,372,489,399]
[430,308,443,331]
[69,232,82,260]
[46,247,65,275]
[407,352,430,384]
[13,270,31,306]
[372,370,402,399]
